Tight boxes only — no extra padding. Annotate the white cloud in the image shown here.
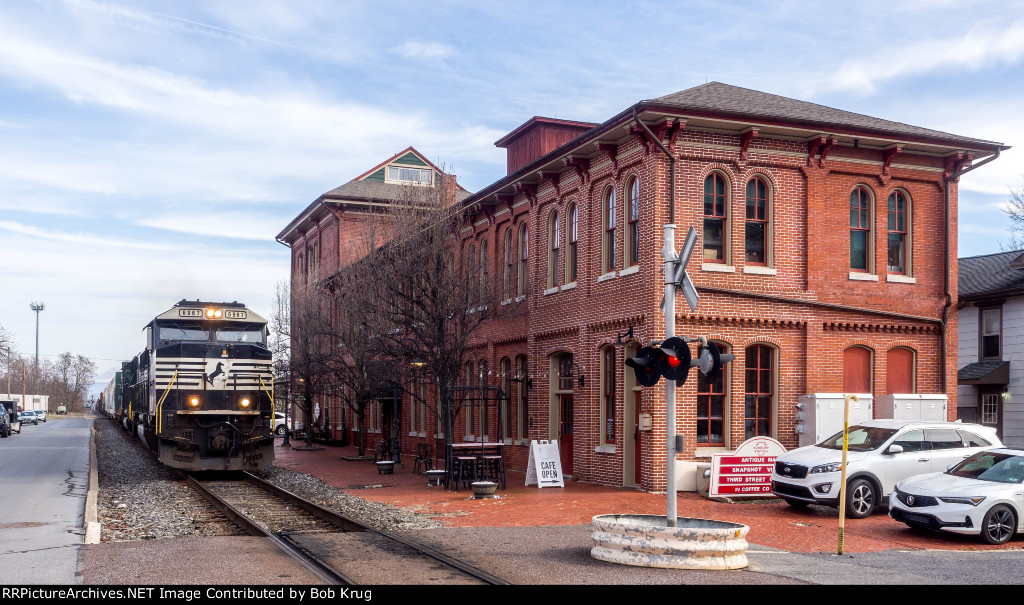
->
[0,220,178,250]
[824,20,1024,95]
[391,41,456,61]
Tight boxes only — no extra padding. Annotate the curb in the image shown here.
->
[84,420,101,544]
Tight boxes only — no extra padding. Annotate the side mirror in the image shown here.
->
[886,444,904,455]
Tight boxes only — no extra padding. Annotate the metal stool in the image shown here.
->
[453,456,477,491]
[480,455,505,488]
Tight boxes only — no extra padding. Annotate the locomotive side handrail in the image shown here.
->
[155,368,179,434]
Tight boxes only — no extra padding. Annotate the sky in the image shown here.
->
[0,0,1022,398]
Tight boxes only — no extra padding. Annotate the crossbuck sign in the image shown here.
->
[662,226,699,313]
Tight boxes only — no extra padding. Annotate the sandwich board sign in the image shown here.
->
[525,439,564,488]
[709,436,786,498]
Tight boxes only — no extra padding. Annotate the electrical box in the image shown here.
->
[876,394,947,421]
[796,394,873,448]
[638,413,652,431]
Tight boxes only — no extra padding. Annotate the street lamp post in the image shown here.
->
[30,302,44,366]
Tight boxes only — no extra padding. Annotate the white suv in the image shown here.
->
[771,419,1002,518]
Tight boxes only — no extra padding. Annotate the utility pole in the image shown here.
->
[30,302,44,366]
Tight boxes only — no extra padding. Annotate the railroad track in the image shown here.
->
[184,471,509,585]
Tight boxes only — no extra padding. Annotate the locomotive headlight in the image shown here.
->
[189,396,200,407]
[240,398,251,408]
[205,308,223,319]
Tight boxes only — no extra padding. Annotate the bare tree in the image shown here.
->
[1001,181,1024,251]
[276,279,336,447]
[365,173,512,454]
[50,352,96,412]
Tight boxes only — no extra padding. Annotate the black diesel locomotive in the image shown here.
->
[117,300,275,471]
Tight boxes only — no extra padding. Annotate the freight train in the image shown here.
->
[107,300,275,471]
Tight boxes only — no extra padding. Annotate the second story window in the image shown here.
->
[627,177,640,267]
[479,239,489,299]
[850,186,872,272]
[982,307,1001,359]
[548,209,560,288]
[567,203,578,283]
[518,223,529,296]
[603,186,617,273]
[503,228,514,300]
[745,177,768,265]
[703,173,727,263]
[887,190,909,274]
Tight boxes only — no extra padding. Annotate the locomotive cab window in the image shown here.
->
[216,326,266,345]
[158,324,209,342]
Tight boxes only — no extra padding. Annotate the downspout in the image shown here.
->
[942,149,1001,393]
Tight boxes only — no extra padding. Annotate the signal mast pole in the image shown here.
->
[663,224,678,527]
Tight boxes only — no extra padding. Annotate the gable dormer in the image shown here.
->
[358,148,437,186]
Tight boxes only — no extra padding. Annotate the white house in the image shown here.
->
[958,250,1024,446]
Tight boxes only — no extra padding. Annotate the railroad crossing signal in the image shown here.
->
[662,226,699,313]
[625,336,734,388]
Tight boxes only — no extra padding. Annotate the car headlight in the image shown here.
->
[938,496,986,506]
[810,462,843,474]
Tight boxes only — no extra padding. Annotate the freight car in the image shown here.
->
[118,300,275,471]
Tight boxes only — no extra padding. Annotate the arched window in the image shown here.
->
[703,173,728,263]
[745,177,769,265]
[517,223,529,296]
[626,176,640,267]
[566,202,578,283]
[603,186,617,273]
[503,227,514,300]
[500,357,511,440]
[516,355,528,439]
[697,342,728,446]
[548,209,560,288]
[464,361,474,435]
[850,186,872,272]
[887,190,910,274]
[603,347,616,444]
[744,344,774,440]
[478,359,488,437]
[479,239,489,300]
[465,242,476,297]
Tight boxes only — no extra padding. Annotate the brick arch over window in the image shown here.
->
[624,173,641,267]
[702,169,732,264]
[886,347,916,394]
[843,345,874,394]
[885,188,912,275]
[601,183,618,273]
[850,185,875,272]
[743,343,776,440]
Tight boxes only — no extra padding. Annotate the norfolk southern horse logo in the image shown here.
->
[204,361,230,388]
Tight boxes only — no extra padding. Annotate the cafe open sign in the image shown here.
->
[709,436,786,497]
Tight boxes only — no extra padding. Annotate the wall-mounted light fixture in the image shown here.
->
[613,325,634,347]
[511,369,533,389]
[571,361,585,388]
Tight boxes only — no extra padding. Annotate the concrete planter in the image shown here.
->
[471,481,497,498]
[591,514,749,570]
[375,461,395,474]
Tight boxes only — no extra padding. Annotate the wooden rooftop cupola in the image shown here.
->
[495,117,597,176]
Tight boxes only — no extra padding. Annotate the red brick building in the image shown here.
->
[277,83,1005,493]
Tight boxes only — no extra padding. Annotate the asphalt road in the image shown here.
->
[0,415,91,585]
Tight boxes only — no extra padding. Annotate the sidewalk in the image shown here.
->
[272,439,1019,554]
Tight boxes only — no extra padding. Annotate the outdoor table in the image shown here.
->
[447,442,506,490]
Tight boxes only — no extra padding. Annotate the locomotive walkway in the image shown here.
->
[274,438,1023,555]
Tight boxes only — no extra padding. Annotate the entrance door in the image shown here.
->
[559,394,574,476]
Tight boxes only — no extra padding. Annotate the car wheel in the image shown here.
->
[981,505,1017,545]
[846,478,876,519]
[784,498,809,509]
[275,425,286,435]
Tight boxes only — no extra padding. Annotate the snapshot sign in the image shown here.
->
[709,436,787,497]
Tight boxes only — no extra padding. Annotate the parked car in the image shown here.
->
[0,401,20,436]
[32,410,46,422]
[890,448,1024,544]
[771,419,1002,518]
[18,410,38,425]
[273,412,303,435]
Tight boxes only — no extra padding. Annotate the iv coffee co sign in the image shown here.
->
[709,436,787,498]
